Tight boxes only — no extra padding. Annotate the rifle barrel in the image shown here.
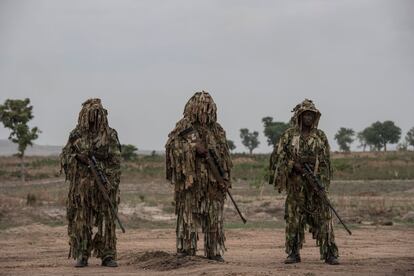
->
[90,156,126,233]
[304,163,352,235]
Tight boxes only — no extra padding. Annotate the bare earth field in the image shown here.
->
[1,154,414,275]
[1,225,413,276]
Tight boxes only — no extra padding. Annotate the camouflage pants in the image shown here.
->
[67,179,117,260]
[176,191,226,258]
[285,192,338,260]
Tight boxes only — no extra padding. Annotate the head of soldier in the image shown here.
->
[183,91,217,126]
[301,110,316,128]
[77,98,109,134]
[291,99,321,130]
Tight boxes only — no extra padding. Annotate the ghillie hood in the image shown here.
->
[290,99,321,130]
[183,91,217,125]
[76,98,112,147]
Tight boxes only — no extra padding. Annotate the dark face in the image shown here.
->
[301,111,315,128]
[88,108,101,132]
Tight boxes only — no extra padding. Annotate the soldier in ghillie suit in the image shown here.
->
[165,91,232,262]
[269,99,339,265]
[60,98,121,267]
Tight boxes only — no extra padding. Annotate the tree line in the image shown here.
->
[230,117,413,154]
[1,98,412,180]
[334,122,412,152]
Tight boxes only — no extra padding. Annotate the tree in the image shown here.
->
[240,128,260,154]
[262,116,290,146]
[360,125,382,151]
[406,127,414,150]
[121,144,138,161]
[227,139,236,152]
[362,121,401,152]
[334,127,355,152]
[0,98,41,181]
[357,131,368,152]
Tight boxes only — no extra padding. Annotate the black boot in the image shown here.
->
[75,257,88,267]
[102,257,118,267]
[177,249,195,258]
[177,251,188,258]
[208,255,224,262]
[325,254,339,265]
[284,253,301,264]
[284,247,301,264]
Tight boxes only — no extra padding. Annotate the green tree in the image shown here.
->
[357,131,368,152]
[121,144,138,161]
[406,127,414,150]
[240,128,260,155]
[360,126,381,151]
[227,139,236,152]
[363,121,401,152]
[262,116,289,146]
[0,98,41,181]
[334,127,355,152]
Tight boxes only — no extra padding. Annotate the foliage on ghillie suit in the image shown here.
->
[269,99,338,260]
[165,91,232,258]
[60,98,121,261]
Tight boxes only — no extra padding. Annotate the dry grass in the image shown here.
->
[1,152,414,230]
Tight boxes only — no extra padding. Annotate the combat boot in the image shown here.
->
[325,254,339,265]
[208,255,224,262]
[177,249,195,258]
[102,256,118,267]
[284,248,301,264]
[74,257,88,267]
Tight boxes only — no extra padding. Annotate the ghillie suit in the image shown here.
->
[60,98,121,264]
[165,91,232,259]
[269,99,339,261]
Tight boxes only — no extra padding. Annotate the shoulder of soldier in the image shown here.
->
[168,117,192,138]
[68,128,81,142]
[315,129,328,140]
[281,127,296,140]
[214,122,226,134]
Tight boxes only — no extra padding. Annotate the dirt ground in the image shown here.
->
[0,224,413,276]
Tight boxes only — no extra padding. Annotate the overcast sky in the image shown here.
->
[0,0,413,153]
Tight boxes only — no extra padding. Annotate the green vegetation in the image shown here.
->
[239,128,260,155]
[406,127,414,150]
[262,116,289,146]
[0,98,41,181]
[359,121,401,152]
[227,139,236,152]
[121,144,138,161]
[334,127,355,152]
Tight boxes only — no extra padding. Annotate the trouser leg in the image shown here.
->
[176,193,198,255]
[68,200,93,260]
[308,206,339,260]
[202,200,226,258]
[285,199,305,255]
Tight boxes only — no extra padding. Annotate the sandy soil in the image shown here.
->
[0,224,413,276]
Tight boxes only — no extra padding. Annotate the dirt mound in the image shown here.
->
[124,250,215,271]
